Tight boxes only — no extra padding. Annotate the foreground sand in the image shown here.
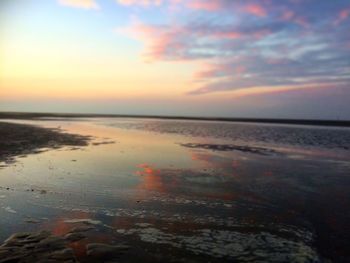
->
[0,228,129,262]
[0,118,348,262]
[0,123,129,262]
[0,122,90,165]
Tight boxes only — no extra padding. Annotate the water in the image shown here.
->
[0,118,349,262]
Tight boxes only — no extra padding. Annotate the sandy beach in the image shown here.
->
[0,117,349,262]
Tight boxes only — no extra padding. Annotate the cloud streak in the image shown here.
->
[116,0,162,6]
[119,0,350,96]
[58,0,99,9]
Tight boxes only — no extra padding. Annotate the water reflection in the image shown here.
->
[39,211,114,260]
[136,164,164,192]
[0,118,349,262]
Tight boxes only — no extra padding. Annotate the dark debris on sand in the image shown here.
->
[0,122,91,164]
[0,231,77,262]
[180,143,279,156]
[0,230,129,263]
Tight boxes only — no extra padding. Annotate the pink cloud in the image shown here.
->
[121,19,273,61]
[280,10,309,28]
[186,0,221,11]
[294,17,309,27]
[117,0,162,6]
[117,0,221,10]
[120,21,187,61]
[194,64,228,79]
[235,66,246,74]
[58,0,99,9]
[242,4,267,17]
[334,8,350,25]
[213,31,242,39]
[252,29,271,39]
[194,61,247,80]
[119,14,278,63]
[281,10,294,20]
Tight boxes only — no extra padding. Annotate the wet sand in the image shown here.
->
[0,122,90,164]
[0,118,349,262]
[0,228,129,262]
[0,122,91,262]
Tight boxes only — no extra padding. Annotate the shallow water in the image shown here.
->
[0,118,349,262]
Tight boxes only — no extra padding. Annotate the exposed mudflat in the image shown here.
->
[0,118,349,262]
[180,143,280,155]
[0,230,78,262]
[0,228,129,263]
[0,122,90,164]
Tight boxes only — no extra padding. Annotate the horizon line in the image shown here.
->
[0,111,349,127]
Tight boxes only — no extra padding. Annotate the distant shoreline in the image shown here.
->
[0,111,349,127]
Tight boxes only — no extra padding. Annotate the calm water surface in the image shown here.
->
[0,118,349,262]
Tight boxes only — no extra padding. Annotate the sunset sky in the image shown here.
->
[1,0,349,119]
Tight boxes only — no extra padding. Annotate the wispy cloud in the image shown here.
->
[119,0,350,96]
[242,4,267,17]
[58,0,99,9]
[186,0,221,11]
[334,7,350,25]
[116,0,162,6]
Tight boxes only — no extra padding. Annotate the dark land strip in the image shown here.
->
[1,112,349,127]
[0,122,91,165]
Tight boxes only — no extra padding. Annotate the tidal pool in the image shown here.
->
[0,118,349,262]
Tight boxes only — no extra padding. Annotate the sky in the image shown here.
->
[0,0,349,119]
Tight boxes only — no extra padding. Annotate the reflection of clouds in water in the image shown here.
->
[135,163,170,193]
[134,160,266,202]
[136,162,228,196]
[116,227,319,261]
[41,211,90,236]
[191,151,240,175]
[1,119,349,261]
[20,171,331,262]
[39,211,114,260]
[22,198,319,261]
